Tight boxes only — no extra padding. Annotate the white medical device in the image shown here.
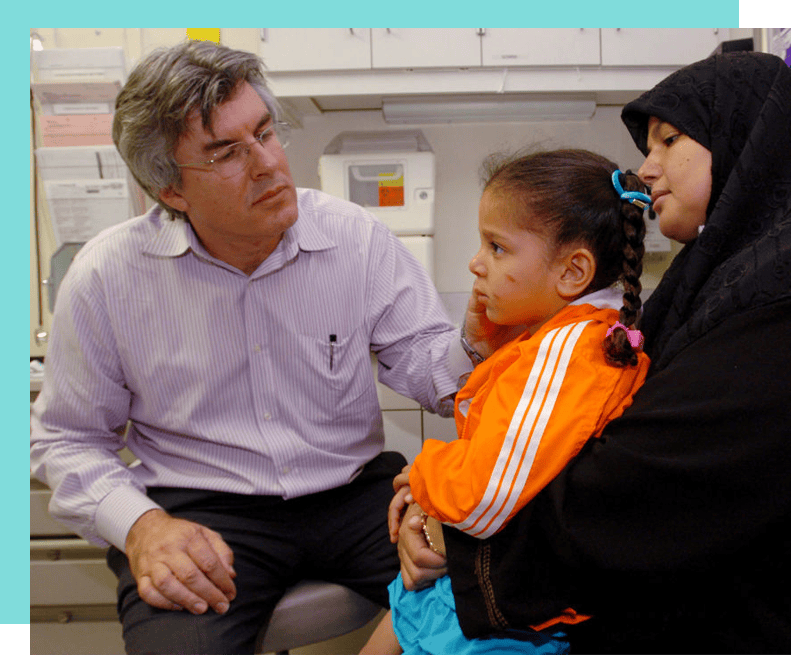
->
[319,130,436,278]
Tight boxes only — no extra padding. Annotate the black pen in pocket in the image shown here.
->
[329,334,337,371]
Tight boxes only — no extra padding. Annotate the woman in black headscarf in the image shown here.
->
[396,52,791,653]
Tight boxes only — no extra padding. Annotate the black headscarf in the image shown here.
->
[621,52,791,369]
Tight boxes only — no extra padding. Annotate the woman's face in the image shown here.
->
[638,117,713,243]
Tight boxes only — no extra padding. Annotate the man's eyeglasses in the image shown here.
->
[177,121,291,179]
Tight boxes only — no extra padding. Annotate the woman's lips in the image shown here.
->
[651,190,669,212]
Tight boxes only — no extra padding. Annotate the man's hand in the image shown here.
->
[397,503,447,591]
[464,291,525,359]
[125,509,237,615]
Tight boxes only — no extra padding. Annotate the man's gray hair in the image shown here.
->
[112,40,281,219]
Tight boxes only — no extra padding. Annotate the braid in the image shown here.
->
[604,170,647,367]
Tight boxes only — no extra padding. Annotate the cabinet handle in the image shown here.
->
[477,28,486,37]
[45,548,62,561]
[35,327,48,345]
[57,611,73,624]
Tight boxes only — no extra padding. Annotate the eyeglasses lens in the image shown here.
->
[213,122,290,178]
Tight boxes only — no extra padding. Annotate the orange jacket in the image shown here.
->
[411,300,650,539]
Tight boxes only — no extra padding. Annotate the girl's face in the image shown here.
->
[637,117,713,243]
[469,189,569,333]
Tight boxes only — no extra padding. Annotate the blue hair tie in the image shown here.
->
[612,170,651,209]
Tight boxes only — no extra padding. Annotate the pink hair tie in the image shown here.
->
[606,321,645,349]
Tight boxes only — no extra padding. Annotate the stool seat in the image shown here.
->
[255,580,381,654]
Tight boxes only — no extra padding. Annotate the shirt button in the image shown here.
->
[282,466,291,474]
[263,412,272,420]
[253,344,262,353]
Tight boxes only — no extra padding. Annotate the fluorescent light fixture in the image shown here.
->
[383,94,596,124]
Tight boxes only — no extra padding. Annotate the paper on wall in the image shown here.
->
[43,179,130,246]
[36,145,127,180]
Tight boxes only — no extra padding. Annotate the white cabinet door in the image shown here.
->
[601,28,729,66]
[260,28,371,71]
[38,28,129,49]
[481,28,600,66]
[371,28,481,68]
[140,28,191,57]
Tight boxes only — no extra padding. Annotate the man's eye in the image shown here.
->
[216,145,242,162]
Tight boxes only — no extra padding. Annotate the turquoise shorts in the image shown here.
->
[388,573,570,655]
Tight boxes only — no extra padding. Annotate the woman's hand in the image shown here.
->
[423,514,446,557]
[397,502,447,591]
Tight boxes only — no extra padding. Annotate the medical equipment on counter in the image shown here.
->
[319,130,436,279]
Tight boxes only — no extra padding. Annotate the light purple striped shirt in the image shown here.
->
[31,189,466,550]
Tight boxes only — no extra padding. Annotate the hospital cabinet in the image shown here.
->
[601,28,735,66]
[255,28,749,120]
[259,28,730,72]
[30,427,130,653]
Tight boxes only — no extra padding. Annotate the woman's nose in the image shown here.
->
[637,154,661,185]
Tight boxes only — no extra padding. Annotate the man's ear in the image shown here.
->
[556,247,596,300]
[159,186,189,214]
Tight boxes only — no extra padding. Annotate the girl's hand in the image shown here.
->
[392,464,411,494]
[388,484,413,543]
[388,464,414,542]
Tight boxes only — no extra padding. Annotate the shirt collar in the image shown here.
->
[141,199,337,263]
[287,205,336,254]
[142,207,192,258]
[570,286,625,311]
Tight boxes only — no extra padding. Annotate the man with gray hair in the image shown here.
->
[31,40,474,654]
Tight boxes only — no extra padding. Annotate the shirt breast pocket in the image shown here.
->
[299,327,374,396]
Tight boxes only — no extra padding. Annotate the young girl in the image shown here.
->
[361,149,652,655]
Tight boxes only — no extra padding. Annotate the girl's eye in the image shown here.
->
[663,134,679,147]
[491,242,504,254]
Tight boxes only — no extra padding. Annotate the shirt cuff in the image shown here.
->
[448,329,475,378]
[95,485,163,552]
